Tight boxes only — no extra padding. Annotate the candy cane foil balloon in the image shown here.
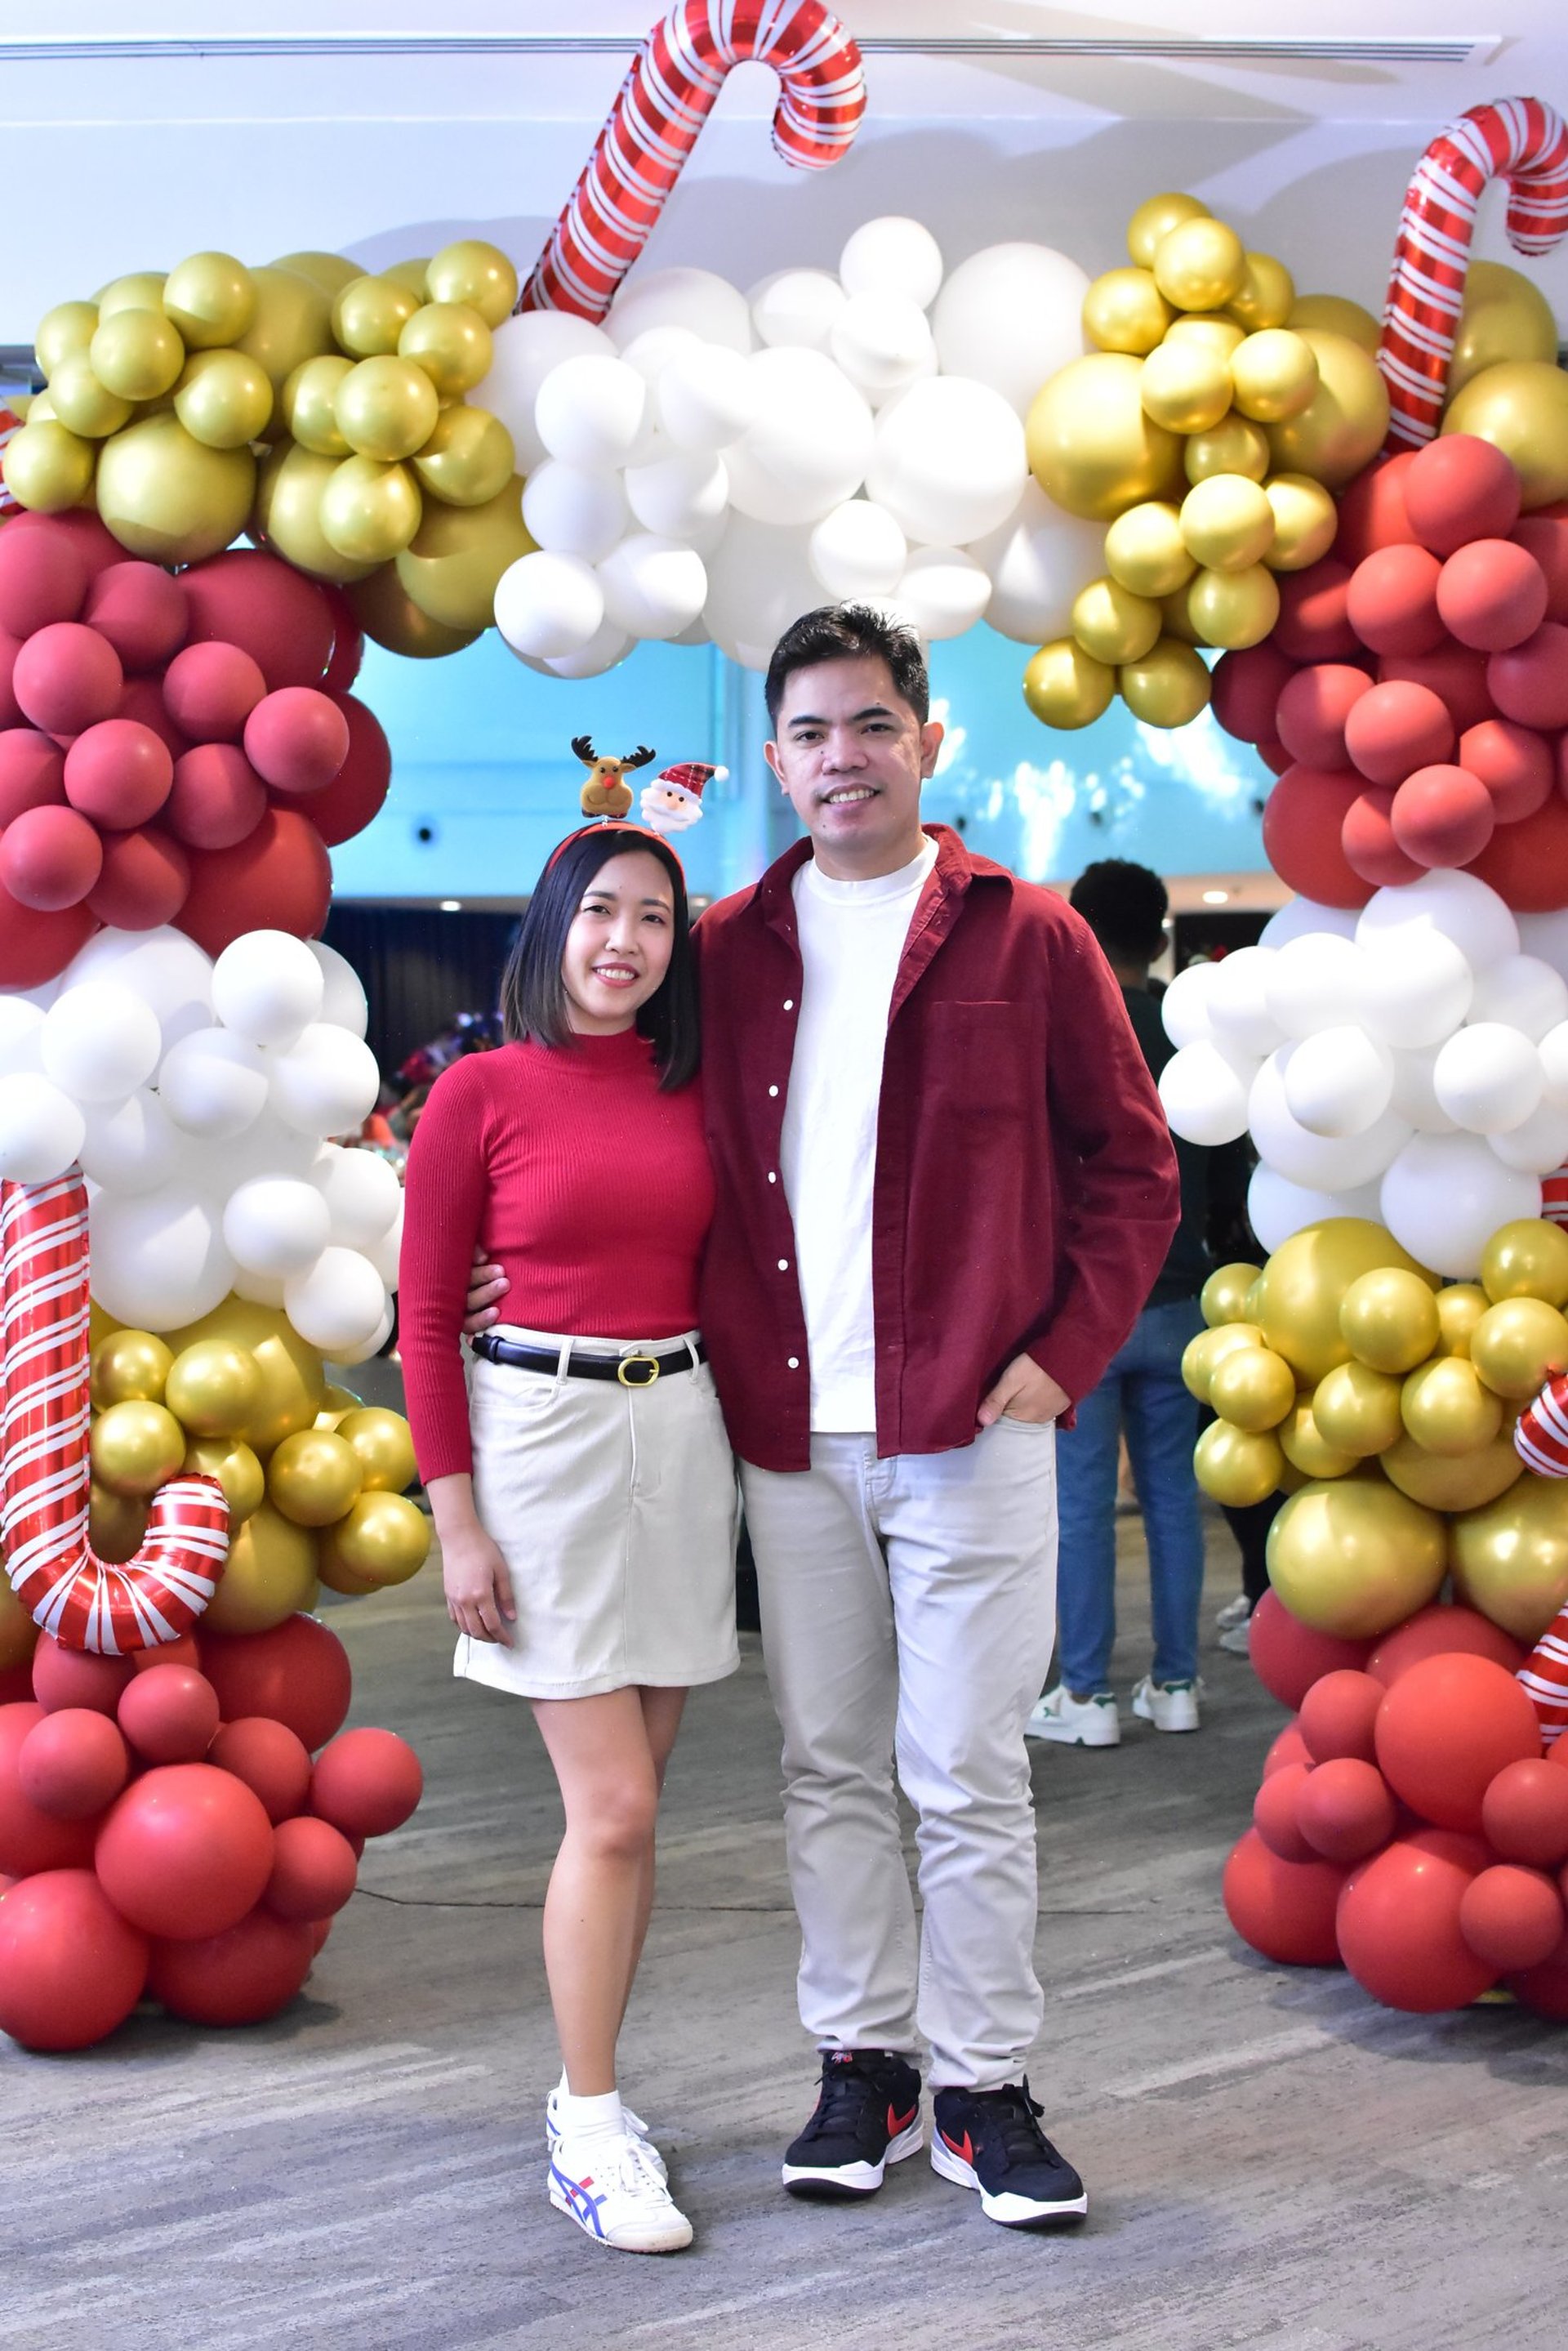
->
[1512,1369,1568,1744]
[1,1172,229,1653]
[521,0,866,320]
[1379,96,1568,450]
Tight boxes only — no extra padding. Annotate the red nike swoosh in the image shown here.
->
[888,2103,919,2135]
[941,2129,974,2163]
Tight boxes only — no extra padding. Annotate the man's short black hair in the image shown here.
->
[1069,859,1169,968]
[765,603,930,728]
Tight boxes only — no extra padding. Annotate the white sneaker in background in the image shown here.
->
[1025,1686,1122,1747]
[1131,1675,1203,1733]
[1217,1619,1253,1657]
[549,2128,693,2254]
[1214,1595,1251,1631]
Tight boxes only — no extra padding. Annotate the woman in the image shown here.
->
[399,823,738,2256]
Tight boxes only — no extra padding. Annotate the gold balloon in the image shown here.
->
[90,1485,149,1564]
[1165,315,1247,363]
[395,475,533,629]
[337,1406,417,1492]
[1138,339,1232,434]
[183,1434,265,1524]
[252,442,379,584]
[334,355,440,463]
[426,239,520,328]
[165,1338,261,1438]
[410,404,517,508]
[1286,294,1379,354]
[1401,1355,1503,1456]
[282,355,354,457]
[1179,474,1275,571]
[1449,261,1561,398]
[1153,217,1247,313]
[1230,328,1320,425]
[314,1382,363,1431]
[1021,637,1115,730]
[1118,636,1211,726]
[1127,192,1210,270]
[1071,575,1162,664]
[1084,267,1174,356]
[318,1490,431,1589]
[165,1296,324,1455]
[1257,1219,1432,1386]
[36,299,99,376]
[332,275,421,359]
[1453,1476,1568,1642]
[1339,1267,1440,1375]
[382,257,434,299]
[24,393,57,425]
[1181,1319,1264,1403]
[1202,1261,1263,1328]
[1481,1217,1568,1307]
[320,455,423,563]
[1183,414,1271,486]
[96,273,167,319]
[174,350,274,450]
[1264,330,1391,490]
[1436,1283,1490,1357]
[200,1501,318,1635]
[234,265,335,394]
[96,413,255,564]
[1469,1296,1568,1400]
[91,1329,173,1408]
[1279,1399,1358,1482]
[270,251,363,301]
[1381,1428,1522,1511]
[1312,1358,1405,1457]
[398,302,493,399]
[1187,563,1280,649]
[1025,353,1184,522]
[47,355,134,439]
[1227,251,1296,333]
[90,1399,187,1498]
[349,563,481,658]
[4,421,96,512]
[1209,1344,1296,1432]
[1103,501,1195,598]
[1267,1477,1446,1637]
[1195,1420,1284,1508]
[163,252,257,351]
[1158,588,1204,646]
[1263,472,1339,570]
[0,1576,41,1672]
[267,1428,364,1527]
[89,308,185,402]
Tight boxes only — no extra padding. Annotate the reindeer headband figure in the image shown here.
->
[572,734,657,819]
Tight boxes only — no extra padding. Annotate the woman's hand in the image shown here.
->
[443,1520,517,1644]
[464,1246,510,1335]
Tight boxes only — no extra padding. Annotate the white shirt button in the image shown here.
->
[767,1170,777,1184]
[787,1356,800,1370]
[777,1258,790,1271]
[768,1084,779,1097]
[783,998,795,1010]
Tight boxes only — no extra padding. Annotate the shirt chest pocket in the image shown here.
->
[921,1001,1036,1118]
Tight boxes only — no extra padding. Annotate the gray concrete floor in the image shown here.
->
[5,1494,1567,2351]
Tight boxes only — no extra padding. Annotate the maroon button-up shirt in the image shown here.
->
[695,824,1181,1472]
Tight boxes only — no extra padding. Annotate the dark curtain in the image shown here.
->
[321,905,521,1082]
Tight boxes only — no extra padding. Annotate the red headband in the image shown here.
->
[544,819,687,877]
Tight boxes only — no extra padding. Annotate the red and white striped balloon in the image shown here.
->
[1512,1371,1568,1744]
[1,1171,229,1653]
[1379,96,1568,450]
[520,0,866,321]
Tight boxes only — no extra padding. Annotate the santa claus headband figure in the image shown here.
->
[640,761,726,836]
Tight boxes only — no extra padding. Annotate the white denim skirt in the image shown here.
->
[457,1326,741,1701]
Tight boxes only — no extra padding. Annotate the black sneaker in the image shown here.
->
[931,2080,1088,2228]
[781,2049,924,2198]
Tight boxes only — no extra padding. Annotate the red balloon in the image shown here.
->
[0,524,87,636]
[209,1715,314,1824]
[82,561,188,673]
[1459,1863,1564,1970]
[1256,736,1292,777]
[1296,1755,1396,1863]
[1263,1720,1313,1778]
[1334,451,1419,568]
[1374,1653,1542,1831]
[198,1615,352,1753]
[0,1867,149,2050]
[162,640,267,744]
[164,742,268,851]
[1510,507,1568,625]
[1223,1827,1344,1965]
[1211,642,1298,743]
[243,686,351,795]
[114,673,190,763]
[11,620,123,737]
[86,824,190,930]
[1459,719,1554,823]
[1253,1759,1316,1860]
[179,550,335,691]
[1481,1757,1568,1865]
[305,694,392,847]
[1367,1603,1526,1686]
[131,1634,202,1675]
[1437,538,1550,653]
[1404,432,1522,556]
[265,1813,359,1920]
[1379,645,1494,734]
[310,1915,334,1956]
[1343,787,1423,888]
[0,802,103,909]
[63,717,174,829]
[0,1702,101,1876]
[1345,544,1445,656]
[1261,766,1374,908]
[1390,763,1496,869]
[1343,679,1454,786]
[310,1726,422,1839]
[1250,1590,1374,1709]
[1337,1830,1497,2010]
[7,507,125,582]
[96,1761,274,1940]
[117,1665,221,1764]
[1466,792,1568,912]
[176,805,332,957]
[0,890,96,988]
[1488,622,1568,732]
[1273,560,1357,662]
[1508,1942,1568,2019]
[320,586,365,694]
[0,729,66,827]
[32,1636,134,1716]
[0,626,24,727]
[0,1666,34,1706]
[1274,663,1370,770]
[1298,1668,1384,1764]
[16,1706,130,1819]
[147,1903,313,2026]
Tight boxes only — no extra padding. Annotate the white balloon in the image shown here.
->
[839,216,945,310]
[1359,929,1473,1048]
[1160,961,1218,1050]
[533,353,647,471]
[232,1265,287,1307]
[657,342,757,453]
[1282,1025,1394,1138]
[1249,1054,1410,1189]
[212,931,324,1050]
[0,997,44,1076]
[194,1108,322,1197]
[521,462,629,562]
[1258,899,1361,950]
[931,243,1091,416]
[704,517,825,671]
[157,1026,269,1140]
[618,324,704,382]
[1466,953,1568,1041]
[964,481,1104,645]
[624,448,728,541]
[752,270,847,352]
[88,1184,234,1330]
[608,267,753,355]
[1158,1040,1254,1144]
[312,1143,403,1247]
[494,551,604,661]
[865,377,1027,546]
[327,1297,396,1367]
[78,1088,183,1195]
[223,1174,332,1278]
[1206,946,1281,1059]
[1248,1162,1384,1256]
[1517,908,1568,987]
[361,1203,403,1289]
[893,546,991,640]
[475,312,614,470]
[268,1024,381,1139]
[1432,1023,1544,1133]
[1490,1097,1568,1174]
[808,499,907,598]
[283,1246,389,1354]
[1356,869,1517,975]
[1539,1019,1568,1109]
[597,535,707,641]
[724,350,875,528]
[1380,1132,1541,1278]
[541,617,635,680]
[40,983,161,1104]
[60,926,213,1050]
[1388,1046,1459,1134]
[0,1073,86,1181]
[830,292,934,401]
[308,941,368,1040]
[1263,933,1369,1041]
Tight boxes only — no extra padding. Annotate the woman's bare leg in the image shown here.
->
[619,1686,687,2032]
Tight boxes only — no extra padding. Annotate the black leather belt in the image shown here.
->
[470,1332,706,1388]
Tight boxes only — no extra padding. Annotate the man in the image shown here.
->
[471,606,1178,2231]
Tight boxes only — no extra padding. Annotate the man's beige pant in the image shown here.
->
[740,1421,1058,2092]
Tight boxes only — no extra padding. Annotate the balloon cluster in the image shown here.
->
[0,1611,421,2050]
[1224,1594,1568,2020]
[1021,188,1390,732]
[0,516,391,988]
[483,221,1095,676]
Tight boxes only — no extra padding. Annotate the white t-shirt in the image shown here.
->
[780,836,940,1430]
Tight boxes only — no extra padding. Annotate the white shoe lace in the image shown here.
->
[608,2132,675,2203]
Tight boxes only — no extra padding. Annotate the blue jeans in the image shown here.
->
[1053,1296,1205,1696]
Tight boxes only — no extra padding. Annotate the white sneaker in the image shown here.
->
[1025,1687,1121,1747]
[546,2086,666,2180]
[1217,1619,1253,1657]
[1214,1594,1251,1631]
[549,2128,693,2254]
[1131,1675,1202,1733]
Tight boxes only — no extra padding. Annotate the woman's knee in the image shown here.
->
[570,1778,660,1862]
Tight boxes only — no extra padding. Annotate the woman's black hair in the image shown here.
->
[497,825,700,1091]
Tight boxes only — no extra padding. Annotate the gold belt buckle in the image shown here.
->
[617,1351,661,1388]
